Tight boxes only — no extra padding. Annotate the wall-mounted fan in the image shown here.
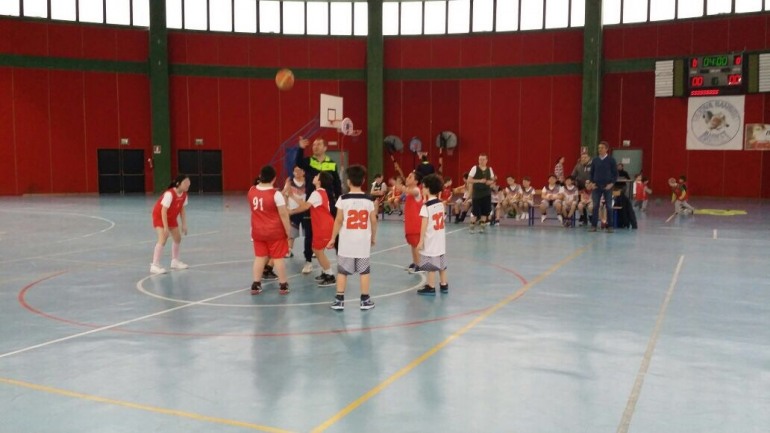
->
[435,131,458,175]
[384,135,405,178]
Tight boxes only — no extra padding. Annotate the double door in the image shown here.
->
[97,149,145,194]
[178,150,222,193]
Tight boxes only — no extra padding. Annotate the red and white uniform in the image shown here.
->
[152,188,188,228]
[336,193,375,259]
[439,187,452,203]
[307,188,335,250]
[633,181,648,201]
[248,184,288,258]
[419,198,446,257]
[561,185,578,204]
[404,188,423,246]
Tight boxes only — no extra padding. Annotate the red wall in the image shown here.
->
[603,15,770,197]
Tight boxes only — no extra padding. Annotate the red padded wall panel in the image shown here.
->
[618,72,654,173]
[383,81,403,175]
[601,74,623,146]
[550,75,583,171]
[82,27,116,60]
[656,22,693,57]
[338,39,366,69]
[218,34,250,67]
[430,80,460,180]
[168,33,188,63]
[552,30,583,63]
[307,39,340,69]
[650,98,687,193]
[83,72,119,190]
[187,77,220,148]
[6,20,48,56]
[338,80,368,167]
[14,69,51,193]
[0,68,17,194]
[115,28,148,62]
[169,75,190,153]
[249,80,280,176]
[686,151,725,196]
[728,15,766,51]
[400,38,432,69]
[622,26,658,59]
[218,78,252,190]
[400,81,431,173]
[518,77,553,184]
[723,151,761,197]
[692,20,730,54]
[603,28,624,60]
[490,34,522,66]
[249,37,281,67]
[186,33,219,65]
[489,78,521,180]
[520,32,554,64]
[431,37,462,68]
[458,80,492,169]
[461,36,492,67]
[279,38,309,68]
[118,74,150,191]
[276,79,311,142]
[49,70,87,193]
[48,23,83,58]
[384,39,402,68]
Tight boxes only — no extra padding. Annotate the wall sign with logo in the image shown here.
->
[745,124,770,150]
[686,96,744,150]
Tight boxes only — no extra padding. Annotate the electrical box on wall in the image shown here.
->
[194,138,204,146]
[622,140,631,147]
[120,138,129,145]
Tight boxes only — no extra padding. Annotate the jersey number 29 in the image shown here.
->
[346,209,369,229]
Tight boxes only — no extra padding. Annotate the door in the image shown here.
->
[178,150,223,193]
[97,149,145,194]
[611,149,642,196]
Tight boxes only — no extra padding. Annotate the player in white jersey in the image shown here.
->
[328,165,377,311]
[416,174,449,295]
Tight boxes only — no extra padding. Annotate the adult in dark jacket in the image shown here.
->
[295,137,343,273]
[589,141,618,232]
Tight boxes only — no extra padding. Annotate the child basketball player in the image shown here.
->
[416,174,449,295]
[248,165,291,295]
[150,175,191,274]
[328,165,377,311]
[290,172,337,287]
[403,171,424,273]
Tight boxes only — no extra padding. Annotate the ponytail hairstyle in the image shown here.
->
[318,171,335,203]
[168,174,189,189]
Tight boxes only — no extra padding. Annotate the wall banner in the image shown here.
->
[686,95,744,150]
[745,124,770,150]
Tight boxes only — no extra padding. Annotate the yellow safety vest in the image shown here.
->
[309,157,336,173]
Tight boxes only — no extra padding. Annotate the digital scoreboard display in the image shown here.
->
[687,53,746,97]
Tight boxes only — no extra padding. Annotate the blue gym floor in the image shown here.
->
[1,194,768,433]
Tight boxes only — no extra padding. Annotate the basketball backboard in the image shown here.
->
[320,94,343,128]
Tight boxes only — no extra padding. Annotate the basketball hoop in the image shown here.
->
[336,117,362,137]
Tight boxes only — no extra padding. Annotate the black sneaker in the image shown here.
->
[251,282,262,295]
[262,269,278,281]
[417,285,436,296]
[440,284,449,294]
[318,274,336,287]
[406,263,417,272]
[279,283,290,295]
[360,297,375,310]
[314,272,327,282]
[408,265,424,274]
[331,297,344,310]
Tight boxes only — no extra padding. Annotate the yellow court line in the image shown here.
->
[0,377,296,433]
[310,242,596,433]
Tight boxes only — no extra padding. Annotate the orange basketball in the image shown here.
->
[275,68,294,91]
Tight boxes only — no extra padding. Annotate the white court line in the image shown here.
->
[0,209,116,243]
[713,229,718,240]
[665,212,677,223]
[616,255,685,433]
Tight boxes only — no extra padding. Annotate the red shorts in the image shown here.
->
[405,233,420,247]
[152,215,179,228]
[312,235,332,251]
[252,238,289,259]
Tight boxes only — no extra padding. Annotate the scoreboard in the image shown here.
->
[687,53,747,97]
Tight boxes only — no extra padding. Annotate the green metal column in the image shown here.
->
[366,0,384,177]
[149,0,171,193]
[581,0,603,156]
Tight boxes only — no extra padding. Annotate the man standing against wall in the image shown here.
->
[467,153,496,234]
[589,141,618,233]
[296,137,343,273]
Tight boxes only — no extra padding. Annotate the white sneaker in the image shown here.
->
[150,263,167,274]
[541,215,547,223]
[302,262,313,274]
[557,215,563,223]
[170,259,189,270]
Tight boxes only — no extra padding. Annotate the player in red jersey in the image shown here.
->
[291,172,337,287]
[403,171,424,272]
[248,165,291,295]
[150,175,190,275]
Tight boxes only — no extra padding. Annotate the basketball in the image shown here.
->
[668,177,677,188]
[275,68,294,91]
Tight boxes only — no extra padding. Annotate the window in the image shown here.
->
[23,0,48,18]
[80,0,104,23]
[133,0,149,26]
[602,0,621,24]
[259,0,280,33]
[401,2,422,35]
[167,0,183,28]
[353,1,367,35]
[0,0,20,16]
[571,0,585,27]
[210,0,233,31]
[51,0,77,21]
[545,0,569,29]
[520,0,544,30]
[623,0,648,23]
[473,0,493,32]
[234,0,257,32]
[425,0,447,34]
[185,0,207,30]
[307,1,328,34]
[650,0,674,20]
[383,2,399,35]
[447,0,470,34]
[496,0,518,31]
[707,0,732,15]
[330,2,353,35]
[678,0,704,18]
[106,0,131,25]
[283,1,304,34]
[735,0,762,12]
